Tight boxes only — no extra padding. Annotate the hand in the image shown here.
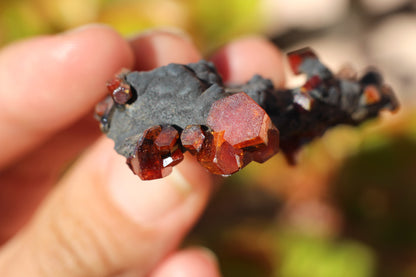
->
[0,25,284,276]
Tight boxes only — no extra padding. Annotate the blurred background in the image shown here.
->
[1,0,416,276]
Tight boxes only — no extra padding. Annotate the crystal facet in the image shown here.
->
[154,125,180,154]
[181,125,208,155]
[107,77,133,105]
[127,125,183,180]
[207,92,273,148]
[250,128,280,163]
[287,47,318,75]
[197,131,243,176]
[201,92,280,174]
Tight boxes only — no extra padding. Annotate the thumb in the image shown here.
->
[0,137,215,276]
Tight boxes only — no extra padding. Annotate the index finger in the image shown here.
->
[0,25,134,168]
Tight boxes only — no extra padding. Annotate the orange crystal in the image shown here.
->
[198,92,279,175]
[287,47,317,75]
[127,125,183,180]
[107,77,133,105]
[181,125,207,154]
[207,92,272,148]
[196,131,243,175]
[363,85,381,105]
[154,125,180,154]
[249,128,279,163]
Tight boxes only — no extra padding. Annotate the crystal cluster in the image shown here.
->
[268,48,398,163]
[95,48,398,180]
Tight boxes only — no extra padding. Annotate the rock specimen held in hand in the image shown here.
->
[95,47,399,180]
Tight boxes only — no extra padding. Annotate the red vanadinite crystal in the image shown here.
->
[363,85,381,105]
[128,126,165,180]
[157,125,184,167]
[163,147,184,167]
[194,92,280,175]
[107,77,133,105]
[197,131,243,175]
[127,125,184,180]
[302,75,322,92]
[154,125,180,153]
[113,83,133,105]
[106,78,121,92]
[207,92,272,148]
[250,128,279,163]
[181,125,207,154]
[287,47,317,75]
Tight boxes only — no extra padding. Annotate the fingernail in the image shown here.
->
[107,153,193,224]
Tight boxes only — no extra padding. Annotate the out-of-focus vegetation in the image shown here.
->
[0,0,262,52]
[2,1,416,276]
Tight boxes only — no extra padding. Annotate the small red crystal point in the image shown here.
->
[363,85,381,105]
[107,77,133,105]
[154,125,180,153]
[197,131,243,175]
[250,128,279,163]
[302,75,322,91]
[127,125,184,180]
[157,125,184,167]
[181,125,207,154]
[287,47,317,75]
[163,147,184,167]
[106,78,121,92]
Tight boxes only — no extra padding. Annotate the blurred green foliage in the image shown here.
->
[276,230,375,277]
[190,0,260,52]
[333,128,416,277]
[0,1,51,43]
[0,0,262,53]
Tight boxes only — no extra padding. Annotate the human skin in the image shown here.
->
[0,25,284,276]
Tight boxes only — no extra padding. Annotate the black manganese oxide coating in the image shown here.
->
[95,47,399,180]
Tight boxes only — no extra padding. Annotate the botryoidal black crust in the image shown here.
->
[97,47,399,171]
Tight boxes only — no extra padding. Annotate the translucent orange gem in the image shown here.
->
[197,131,243,175]
[106,77,133,105]
[106,78,121,92]
[207,92,272,149]
[363,85,381,105]
[127,127,164,180]
[127,125,184,180]
[250,128,279,163]
[287,47,317,75]
[154,125,180,154]
[163,147,184,167]
[181,125,207,154]
[302,75,321,91]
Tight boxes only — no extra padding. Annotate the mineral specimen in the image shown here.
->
[96,47,399,180]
